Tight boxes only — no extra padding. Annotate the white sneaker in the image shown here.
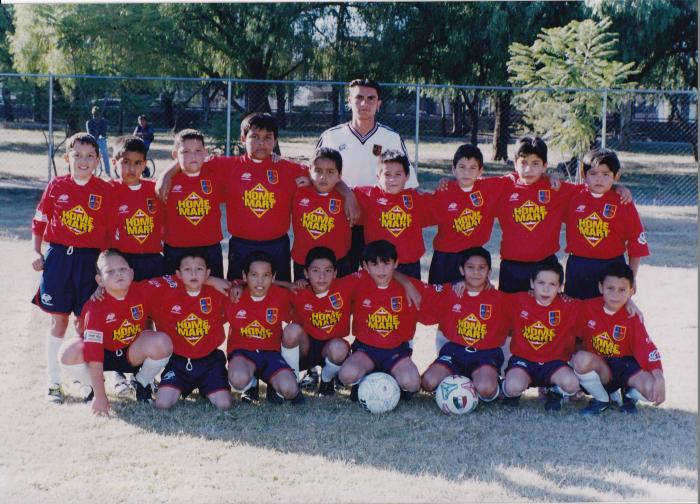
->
[47,384,64,404]
[609,389,623,407]
[113,377,133,397]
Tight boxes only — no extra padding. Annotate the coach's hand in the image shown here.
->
[32,252,44,271]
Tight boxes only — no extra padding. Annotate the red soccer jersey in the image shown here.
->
[354,186,430,263]
[145,277,227,358]
[219,154,309,240]
[81,282,153,363]
[497,177,577,262]
[427,177,509,253]
[565,187,650,259]
[32,174,112,249]
[421,286,511,350]
[162,162,225,247]
[576,297,662,371]
[508,292,579,362]
[109,180,164,254]
[291,186,352,264]
[226,285,292,354]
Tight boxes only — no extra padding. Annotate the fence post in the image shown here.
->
[601,91,608,149]
[226,79,232,156]
[414,84,420,172]
[47,73,54,182]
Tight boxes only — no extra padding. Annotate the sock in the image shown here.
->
[135,356,171,387]
[63,362,91,387]
[435,329,448,353]
[47,334,63,385]
[500,380,518,398]
[575,370,609,402]
[321,358,341,383]
[478,387,500,402]
[281,345,300,381]
[625,387,647,402]
[232,377,257,394]
[548,385,576,397]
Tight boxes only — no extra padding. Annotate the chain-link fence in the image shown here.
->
[0,73,697,206]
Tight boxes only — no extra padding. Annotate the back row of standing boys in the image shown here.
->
[31,79,664,417]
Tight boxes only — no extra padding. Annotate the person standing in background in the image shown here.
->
[86,106,111,178]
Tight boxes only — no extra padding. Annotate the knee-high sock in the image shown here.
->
[63,362,91,387]
[135,355,171,387]
[47,334,63,385]
[575,370,609,402]
[625,387,648,402]
[281,345,300,381]
[232,377,257,394]
[321,357,341,383]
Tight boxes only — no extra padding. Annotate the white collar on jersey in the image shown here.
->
[347,121,379,144]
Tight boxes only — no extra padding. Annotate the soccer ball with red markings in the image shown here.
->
[435,375,478,415]
[358,372,400,414]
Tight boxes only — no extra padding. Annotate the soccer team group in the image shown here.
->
[31,78,665,417]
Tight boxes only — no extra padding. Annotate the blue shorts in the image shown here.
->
[603,356,643,392]
[228,349,293,383]
[505,355,568,388]
[433,342,504,377]
[227,235,291,282]
[564,254,625,300]
[397,260,421,281]
[293,254,352,282]
[163,242,224,279]
[498,255,558,294]
[300,336,349,371]
[428,250,466,285]
[121,252,165,282]
[102,347,141,374]
[32,243,100,316]
[351,340,412,374]
[159,350,230,398]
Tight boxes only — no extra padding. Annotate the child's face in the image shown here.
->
[363,258,397,288]
[173,138,206,174]
[599,276,633,313]
[585,163,619,195]
[65,141,99,182]
[138,118,147,127]
[96,255,133,294]
[515,154,547,185]
[530,270,561,305]
[243,260,275,297]
[115,150,147,186]
[310,158,341,193]
[377,162,408,194]
[453,157,483,189]
[176,256,209,292]
[305,258,336,293]
[243,127,276,161]
[459,255,490,291]
[348,85,381,121]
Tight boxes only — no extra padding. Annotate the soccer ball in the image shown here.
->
[358,372,401,414]
[435,375,478,415]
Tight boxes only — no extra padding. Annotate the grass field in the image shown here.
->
[0,124,698,502]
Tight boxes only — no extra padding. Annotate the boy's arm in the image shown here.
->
[392,270,422,310]
[628,256,641,293]
[31,233,44,271]
[613,183,633,204]
[650,369,666,405]
[155,159,181,202]
[335,180,361,226]
[204,276,232,297]
[88,361,110,416]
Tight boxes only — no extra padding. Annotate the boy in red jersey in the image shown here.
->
[31,132,112,403]
[108,136,164,281]
[291,148,353,281]
[353,151,430,280]
[147,254,232,410]
[501,261,581,411]
[572,263,664,415]
[59,250,172,415]
[162,129,226,279]
[565,148,649,299]
[421,247,509,403]
[226,251,304,404]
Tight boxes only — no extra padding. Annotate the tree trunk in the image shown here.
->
[245,82,271,113]
[160,92,175,129]
[491,94,510,161]
[202,85,211,127]
[331,86,340,127]
[440,95,446,136]
[465,91,479,145]
[275,84,287,128]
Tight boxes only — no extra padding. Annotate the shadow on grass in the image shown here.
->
[113,391,698,501]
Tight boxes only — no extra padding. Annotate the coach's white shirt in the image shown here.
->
[316,122,419,188]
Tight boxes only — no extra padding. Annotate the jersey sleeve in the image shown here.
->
[416,190,437,227]
[631,319,662,372]
[81,304,105,363]
[623,203,650,258]
[32,180,55,237]
[416,283,446,325]
[352,187,371,226]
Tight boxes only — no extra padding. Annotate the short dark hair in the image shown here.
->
[241,112,278,139]
[453,144,484,169]
[599,262,634,286]
[112,135,147,161]
[515,136,548,164]
[460,246,492,270]
[379,149,410,175]
[174,128,205,149]
[363,240,398,264]
[348,78,381,99]
[243,250,276,275]
[95,248,129,275]
[178,251,209,270]
[138,115,147,121]
[582,147,621,176]
[312,147,343,174]
[304,246,338,270]
[67,132,100,156]
[531,259,564,284]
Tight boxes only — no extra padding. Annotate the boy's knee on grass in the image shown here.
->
[208,391,232,410]
[326,339,348,363]
[229,369,254,391]
[273,373,299,399]
[571,351,596,373]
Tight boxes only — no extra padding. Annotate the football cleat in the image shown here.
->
[240,382,259,404]
[134,381,153,403]
[619,395,638,415]
[579,399,610,416]
[265,384,284,404]
[317,379,335,397]
[609,388,623,407]
[349,384,359,402]
[544,389,564,411]
[400,390,415,402]
[300,368,319,390]
[113,374,132,397]
[290,391,306,405]
[47,384,64,404]
[79,384,95,403]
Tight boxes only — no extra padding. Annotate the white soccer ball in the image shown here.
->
[358,372,401,414]
[435,375,478,415]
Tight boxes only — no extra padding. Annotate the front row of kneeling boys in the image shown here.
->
[60,239,664,417]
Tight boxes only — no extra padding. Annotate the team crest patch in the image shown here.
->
[549,310,561,326]
[479,304,492,320]
[146,198,157,214]
[329,292,343,310]
[329,198,341,214]
[200,297,212,314]
[88,194,102,210]
[372,144,382,156]
[267,170,279,184]
[200,179,212,194]
[130,304,144,321]
[538,190,550,204]
[402,194,413,209]
[470,191,484,207]
[390,296,402,312]
[266,308,278,324]
[612,325,627,341]
[603,203,617,219]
